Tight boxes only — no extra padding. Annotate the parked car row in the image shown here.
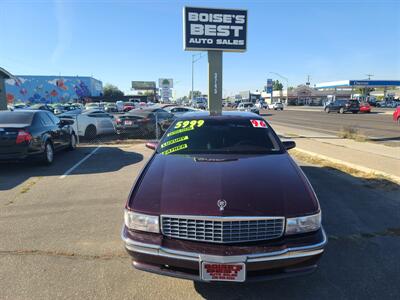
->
[0,110,76,165]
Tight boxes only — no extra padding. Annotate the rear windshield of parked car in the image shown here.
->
[0,111,34,124]
[158,118,282,155]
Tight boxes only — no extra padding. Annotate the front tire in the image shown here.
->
[325,107,330,113]
[68,133,77,151]
[42,141,54,165]
[339,107,344,114]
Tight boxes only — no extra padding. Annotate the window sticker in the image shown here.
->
[161,143,188,155]
[161,135,189,148]
[250,119,267,128]
[167,126,195,137]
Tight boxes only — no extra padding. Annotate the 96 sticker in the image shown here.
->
[251,119,267,128]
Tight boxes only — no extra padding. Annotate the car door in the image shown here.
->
[49,113,70,147]
[39,111,63,150]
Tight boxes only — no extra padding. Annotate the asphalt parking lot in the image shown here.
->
[1,143,399,300]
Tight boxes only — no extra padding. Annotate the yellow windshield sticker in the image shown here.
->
[161,135,189,148]
[174,119,205,129]
[167,126,195,137]
[161,143,188,155]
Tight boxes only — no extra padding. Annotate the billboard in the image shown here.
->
[131,81,156,90]
[159,78,173,89]
[183,7,247,52]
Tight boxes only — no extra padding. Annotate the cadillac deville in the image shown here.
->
[121,111,327,282]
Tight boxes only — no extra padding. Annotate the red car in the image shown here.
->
[122,111,326,282]
[123,102,135,112]
[393,106,400,125]
[359,102,371,113]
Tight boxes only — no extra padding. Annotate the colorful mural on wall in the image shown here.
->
[5,75,103,104]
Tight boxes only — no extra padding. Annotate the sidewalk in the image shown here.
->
[270,122,400,182]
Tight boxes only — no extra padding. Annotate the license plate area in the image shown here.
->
[201,262,246,282]
[124,120,133,125]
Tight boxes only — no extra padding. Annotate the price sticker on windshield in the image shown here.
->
[251,119,267,128]
[175,119,204,129]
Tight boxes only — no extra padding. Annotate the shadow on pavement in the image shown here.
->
[193,165,400,299]
[0,145,144,191]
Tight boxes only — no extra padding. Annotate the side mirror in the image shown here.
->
[282,140,296,150]
[145,141,158,150]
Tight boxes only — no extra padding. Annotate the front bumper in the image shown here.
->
[121,226,327,282]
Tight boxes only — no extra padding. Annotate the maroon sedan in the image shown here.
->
[122,111,327,282]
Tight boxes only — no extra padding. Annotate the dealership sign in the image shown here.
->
[183,7,247,52]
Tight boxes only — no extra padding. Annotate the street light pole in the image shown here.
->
[270,72,289,105]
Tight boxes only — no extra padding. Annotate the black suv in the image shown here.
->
[324,99,359,114]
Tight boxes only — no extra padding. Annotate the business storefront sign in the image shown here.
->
[159,78,173,89]
[266,79,273,93]
[183,7,247,52]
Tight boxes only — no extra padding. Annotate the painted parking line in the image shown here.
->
[59,146,101,179]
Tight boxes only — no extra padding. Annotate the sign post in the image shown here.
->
[183,7,247,115]
[208,51,223,114]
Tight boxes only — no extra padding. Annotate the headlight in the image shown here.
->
[124,210,160,233]
[285,212,321,235]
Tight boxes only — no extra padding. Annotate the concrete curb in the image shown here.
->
[294,147,400,185]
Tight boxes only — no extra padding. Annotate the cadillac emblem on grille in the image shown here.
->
[217,199,227,211]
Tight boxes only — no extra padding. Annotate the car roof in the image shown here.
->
[176,111,262,120]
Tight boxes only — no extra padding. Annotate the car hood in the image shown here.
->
[129,153,319,217]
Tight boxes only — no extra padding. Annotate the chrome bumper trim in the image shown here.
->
[121,226,327,263]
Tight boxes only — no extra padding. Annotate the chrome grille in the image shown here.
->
[161,215,284,243]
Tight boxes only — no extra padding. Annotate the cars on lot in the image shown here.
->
[123,102,136,112]
[28,104,55,113]
[324,99,359,114]
[236,102,260,114]
[85,102,102,110]
[269,102,284,110]
[359,102,371,113]
[164,106,197,117]
[104,103,118,113]
[0,110,76,164]
[115,108,175,137]
[122,111,326,283]
[393,106,400,125]
[192,98,207,110]
[59,109,115,139]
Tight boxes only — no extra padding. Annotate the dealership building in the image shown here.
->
[5,75,103,104]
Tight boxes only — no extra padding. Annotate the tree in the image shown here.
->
[103,83,124,98]
[273,80,283,91]
[189,90,202,99]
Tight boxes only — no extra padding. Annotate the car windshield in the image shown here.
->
[243,103,253,108]
[0,111,34,124]
[157,118,282,155]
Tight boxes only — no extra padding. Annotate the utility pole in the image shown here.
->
[191,53,204,101]
[270,72,289,105]
[365,74,374,80]
[306,75,311,85]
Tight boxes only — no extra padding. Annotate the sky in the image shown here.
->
[1,0,399,98]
